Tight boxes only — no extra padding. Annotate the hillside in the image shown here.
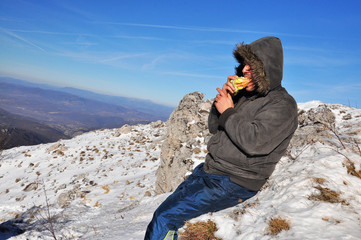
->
[0,77,174,122]
[0,79,173,137]
[0,99,360,239]
[0,108,69,150]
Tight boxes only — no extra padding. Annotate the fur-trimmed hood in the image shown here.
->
[233,36,283,95]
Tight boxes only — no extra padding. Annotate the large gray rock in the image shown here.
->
[298,104,335,127]
[155,92,212,193]
[290,104,336,149]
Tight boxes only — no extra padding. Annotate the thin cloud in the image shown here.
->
[284,45,360,55]
[8,29,170,42]
[189,39,235,45]
[8,29,95,36]
[296,79,361,93]
[161,71,223,79]
[57,51,147,70]
[96,22,269,34]
[6,28,263,46]
[286,55,355,67]
[141,55,167,71]
[0,28,46,51]
[0,17,28,23]
[113,35,167,41]
[99,53,146,63]
[93,22,318,38]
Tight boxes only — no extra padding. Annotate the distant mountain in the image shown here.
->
[0,77,174,120]
[0,108,69,150]
[59,87,174,119]
[0,79,172,137]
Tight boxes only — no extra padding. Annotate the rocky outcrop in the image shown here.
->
[290,104,336,149]
[155,92,213,193]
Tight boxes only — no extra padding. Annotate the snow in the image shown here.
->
[297,100,324,111]
[1,102,361,240]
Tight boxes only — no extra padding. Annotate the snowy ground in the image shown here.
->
[1,101,361,240]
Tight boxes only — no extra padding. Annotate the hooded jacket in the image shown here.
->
[203,37,298,191]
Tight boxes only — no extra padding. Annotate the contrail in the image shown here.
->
[94,22,267,34]
[93,22,316,38]
[161,71,223,79]
[1,27,46,52]
[8,29,94,36]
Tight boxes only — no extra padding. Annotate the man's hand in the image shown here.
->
[223,75,238,95]
[214,88,234,114]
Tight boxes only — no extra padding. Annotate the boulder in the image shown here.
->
[290,104,336,149]
[155,92,212,193]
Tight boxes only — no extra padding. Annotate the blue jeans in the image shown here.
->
[144,163,257,240]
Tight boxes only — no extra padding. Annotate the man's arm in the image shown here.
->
[208,102,220,134]
[209,76,237,134]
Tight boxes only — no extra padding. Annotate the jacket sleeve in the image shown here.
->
[219,98,298,156]
[208,102,221,134]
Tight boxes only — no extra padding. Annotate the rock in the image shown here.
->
[342,114,352,120]
[23,182,38,192]
[57,191,74,207]
[56,185,86,208]
[155,92,212,193]
[57,184,66,191]
[150,120,164,128]
[46,143,68,156]
[290,105,336,149]
[144,191,152,197]
[114,124,133,137]
[298,104,335,127]
[120,124,132,134]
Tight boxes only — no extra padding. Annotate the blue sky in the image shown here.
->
[1,0,361,107]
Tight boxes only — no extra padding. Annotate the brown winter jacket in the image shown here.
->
[204,37,298,191]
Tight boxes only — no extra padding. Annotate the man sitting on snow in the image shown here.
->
[145,36,298,240]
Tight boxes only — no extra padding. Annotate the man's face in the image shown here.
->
[242,64,256,91]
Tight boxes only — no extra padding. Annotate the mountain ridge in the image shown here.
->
[0,77,174,119]
[0,78,174,140]
[0,107,69,150]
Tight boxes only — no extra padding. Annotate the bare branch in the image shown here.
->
[354,139,361,156]
[287,144,310,161]
[330,148,361,179]
[321,122,346,150]
[42,181,58,240]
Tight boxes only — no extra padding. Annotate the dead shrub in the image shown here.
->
[312,177,326,185]
[179,220,222,240]
[229,198,260,220]
[267,216,290,235]
[193,148,202,154]
[322,122,361,179]
[343,161,361,179]
[309,186,348,205]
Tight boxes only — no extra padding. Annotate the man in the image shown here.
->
[145,36,298,240]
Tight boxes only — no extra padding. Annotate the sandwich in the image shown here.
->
[230,77,251,94]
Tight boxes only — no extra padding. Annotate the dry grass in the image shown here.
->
[267,216,290,235]
[343,161,361,179]
[322,122,361,180]
[312,177,326,185]
[193,148,202,154]
[179,220,222,240]
[309,186,348,205]
[229,198,260,221]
